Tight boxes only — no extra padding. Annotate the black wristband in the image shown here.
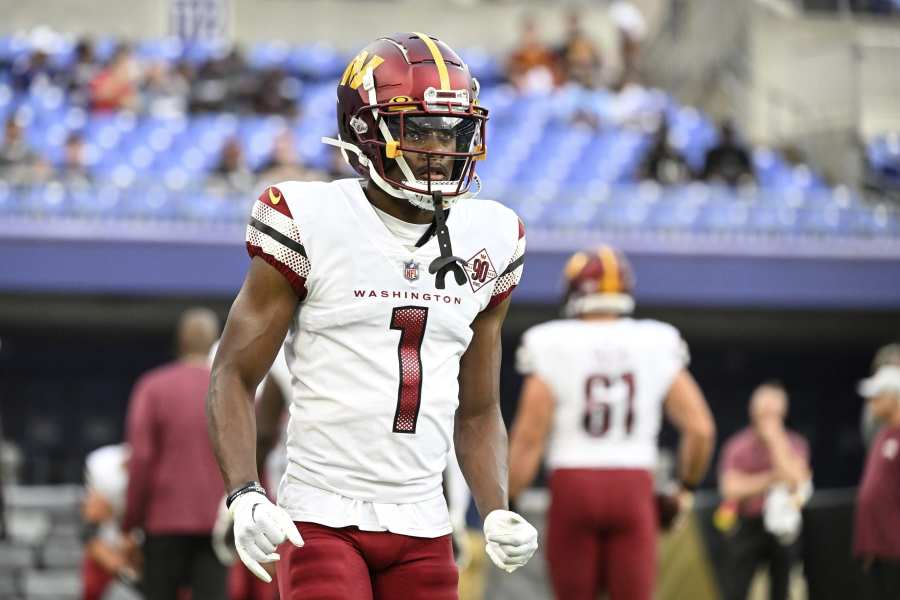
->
[679,480,699,493]
[226,481,266,509]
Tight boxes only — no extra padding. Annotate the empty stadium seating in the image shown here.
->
[0,35,897,240]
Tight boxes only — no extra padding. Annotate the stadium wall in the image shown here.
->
[0,0,666,51]
[744,4,900,182]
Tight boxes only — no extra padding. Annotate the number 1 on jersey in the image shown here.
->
[390,306,429,434]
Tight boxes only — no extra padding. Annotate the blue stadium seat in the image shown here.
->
[181,38,230,66]
[0,181,16,215]
[458,48,503,86]
[135,37,183,63]
[695,201,750,233]
[19,183,70,217]
[68,183,120,218]
[287,44,347,81]
[248,41,290,70]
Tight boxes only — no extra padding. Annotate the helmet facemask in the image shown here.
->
[326,86,488,211]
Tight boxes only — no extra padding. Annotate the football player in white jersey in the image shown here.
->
[81,444,139,600]
[508,246,716,600]
[207,33,538,600]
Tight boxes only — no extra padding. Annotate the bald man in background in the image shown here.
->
[122,308,227,600]
[718,381,812,600]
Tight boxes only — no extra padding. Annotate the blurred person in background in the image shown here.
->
[141,61,190,118]
[717,382,812,600]
[122,307,226,600]
[508,246,716,600]
[90,44,140,112]
[256,131,327,185]
[10,47,56,93]
[67,38,99,108]
[209,137,255,193]
[0,115,53,185]
[556,8,602,88]
[0,115,39,169]
[56,132,92,186]
[81,443,139,600]
[855,365,900,599]
[639,117,692,185]
[862,343,900,447]
[252,68,300,117]
[702,120,755,187]
[609,1,647,88]
[506,15,560,93]
[190,47,249,113]
[208,32,537,599]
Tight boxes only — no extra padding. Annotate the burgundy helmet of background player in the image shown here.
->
[562,246,636,316]
[322,32,487,211]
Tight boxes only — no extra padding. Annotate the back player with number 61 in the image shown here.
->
[206,33,537,600]
[508,246,716,600]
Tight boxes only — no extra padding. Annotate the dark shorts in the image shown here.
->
[546,468,657,600]
[276,521,458,600]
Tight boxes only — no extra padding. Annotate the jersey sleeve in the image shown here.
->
[515,329,537,375]
[516,325,549,378]
[485,216,526,311]
[653,321,690,394]
[245,184,311,300]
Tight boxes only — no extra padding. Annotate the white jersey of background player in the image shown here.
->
[508,246,715,600]
[518,300,687,471]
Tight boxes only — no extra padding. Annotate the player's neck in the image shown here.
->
[361,180,433,225]
[889,406,900,428]
[579,313,620,322]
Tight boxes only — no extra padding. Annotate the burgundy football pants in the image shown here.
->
[277,521,458,600]
[546,468,657,600]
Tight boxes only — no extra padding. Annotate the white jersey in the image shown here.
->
[245,178,524,535]
[84,444,129,546]
[517,318,688,470]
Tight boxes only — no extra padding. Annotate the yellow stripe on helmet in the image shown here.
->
[564,252,589,282]
[598,246,621,293]
[412,32,450,91]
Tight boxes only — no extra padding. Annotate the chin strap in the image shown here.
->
[427,191,468,290]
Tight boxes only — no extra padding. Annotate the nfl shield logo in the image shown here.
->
[403,260,420,282]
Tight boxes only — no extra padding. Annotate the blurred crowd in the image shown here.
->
[0,32,357,193]
[503,5,761,189]
[7,39,299,117]
[505,3,645,94]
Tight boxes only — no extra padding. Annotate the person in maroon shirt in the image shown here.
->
[717,381,812,600]
[122,308,225,600]
[855,365,900,599]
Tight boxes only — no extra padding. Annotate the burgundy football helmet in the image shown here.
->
[322,33,487,211]
[562,246,636,316]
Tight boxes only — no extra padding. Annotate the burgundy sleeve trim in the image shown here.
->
[247,242,308,301]
[484,285,516,311]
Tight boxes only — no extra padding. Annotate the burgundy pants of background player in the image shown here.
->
[81,555,115,600]
[229,561,278,600]
[546,468,657,600]
[276,521,458,600]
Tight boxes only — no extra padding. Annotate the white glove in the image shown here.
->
[483,509,538,574]
[211,497,238,566]
[229,491,304,583]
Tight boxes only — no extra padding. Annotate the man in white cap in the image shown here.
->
[855,364,900,599]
